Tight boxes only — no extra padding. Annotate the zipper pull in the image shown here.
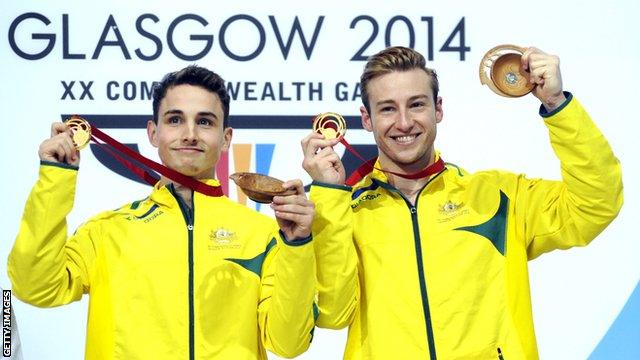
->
[410,206,417,214]
[187,224,194,231]
[497,347,504,360]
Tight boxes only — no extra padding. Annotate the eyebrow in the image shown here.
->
[163,109,219,119]
[163,109,183,117]
[375,94,430,107]
[375,99,396,107]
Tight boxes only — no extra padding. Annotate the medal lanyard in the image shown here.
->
[313,113,445,186]
[67,115,224,197]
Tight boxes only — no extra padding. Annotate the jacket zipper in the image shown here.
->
[170,185,195,360]
[376,168,446,360]
[408,203,437,360]
[380,176,442,360]
[497,347,505,360]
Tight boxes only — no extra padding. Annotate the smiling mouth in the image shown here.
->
[390,134,421,144]
[173,147,204,153]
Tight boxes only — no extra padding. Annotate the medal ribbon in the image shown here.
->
[311,114,445,186]
[340,136,445,186]
[70,115,223,197]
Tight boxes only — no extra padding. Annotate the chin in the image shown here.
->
[169,164,199,177]
[394,154,429,167]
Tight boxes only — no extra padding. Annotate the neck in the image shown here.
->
[388,175,428,205]
[173,182,193,208]
[159,176,200,209]
[383,151,436,205]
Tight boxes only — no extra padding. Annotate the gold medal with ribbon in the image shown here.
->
[310,112,445,185]
[60,115,224,197]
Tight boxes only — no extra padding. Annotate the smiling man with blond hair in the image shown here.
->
[302,46,623,359]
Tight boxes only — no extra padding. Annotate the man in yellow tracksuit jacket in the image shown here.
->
[8,65,317,359]
[301,46,623,359]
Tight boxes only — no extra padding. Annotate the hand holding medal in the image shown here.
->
[303,112,445,186]
[37,117,91,166]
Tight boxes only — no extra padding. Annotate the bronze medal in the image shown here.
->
[479,44,535,97]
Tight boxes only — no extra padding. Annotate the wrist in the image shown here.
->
[279,230,312,246]
[40,160,79,170]
[542,92,567,112]
[311,172,339,185]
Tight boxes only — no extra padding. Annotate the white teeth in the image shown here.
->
[394,135,416,143]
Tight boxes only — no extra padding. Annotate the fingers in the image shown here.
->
[271,202,314,220]
[314,146,341,163]
[271,182,315,239]
[521,46,545,72]
[520,47,564,109]
[301,131,345,184]
[59,136,77,163]
[521,47,532,71]
[521,47,559,74]
[312,148,344,174]
[51,122,71,137]
[281,179,305,195]
[525,52,562,87]
[273,179,309,205]
[39,122,79,165]
[529,65,550,85]
[301,132,340,159]
[272,179,313,215]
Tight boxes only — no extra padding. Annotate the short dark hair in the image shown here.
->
[360,46,439,113]
[152,65,230,127]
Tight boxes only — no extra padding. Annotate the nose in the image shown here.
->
[181,121,197,144]
[396,109,412,132]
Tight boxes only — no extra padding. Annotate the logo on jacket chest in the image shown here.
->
[437,201,468,222]
[351,192,381,209]
[209,228,241,250]
[123,209,164,223]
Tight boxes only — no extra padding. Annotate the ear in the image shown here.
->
[221,127,233,152]
[147,120,159,147]
[435,96,443,124]
[360,105,373,132]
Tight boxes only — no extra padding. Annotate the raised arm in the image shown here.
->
[517,48,623,258]
[8,122,96,306]
[301,133,359,329]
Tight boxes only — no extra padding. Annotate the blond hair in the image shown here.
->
[360,46,439,113]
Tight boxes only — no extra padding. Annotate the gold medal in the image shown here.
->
[479,44,535,98]
[313,112,346,140]
[64,115,92,150]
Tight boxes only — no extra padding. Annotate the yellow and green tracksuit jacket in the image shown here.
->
[8,166,316,359]
[310,94,623,359]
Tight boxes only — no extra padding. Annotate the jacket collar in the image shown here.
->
[149,178,223,207]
